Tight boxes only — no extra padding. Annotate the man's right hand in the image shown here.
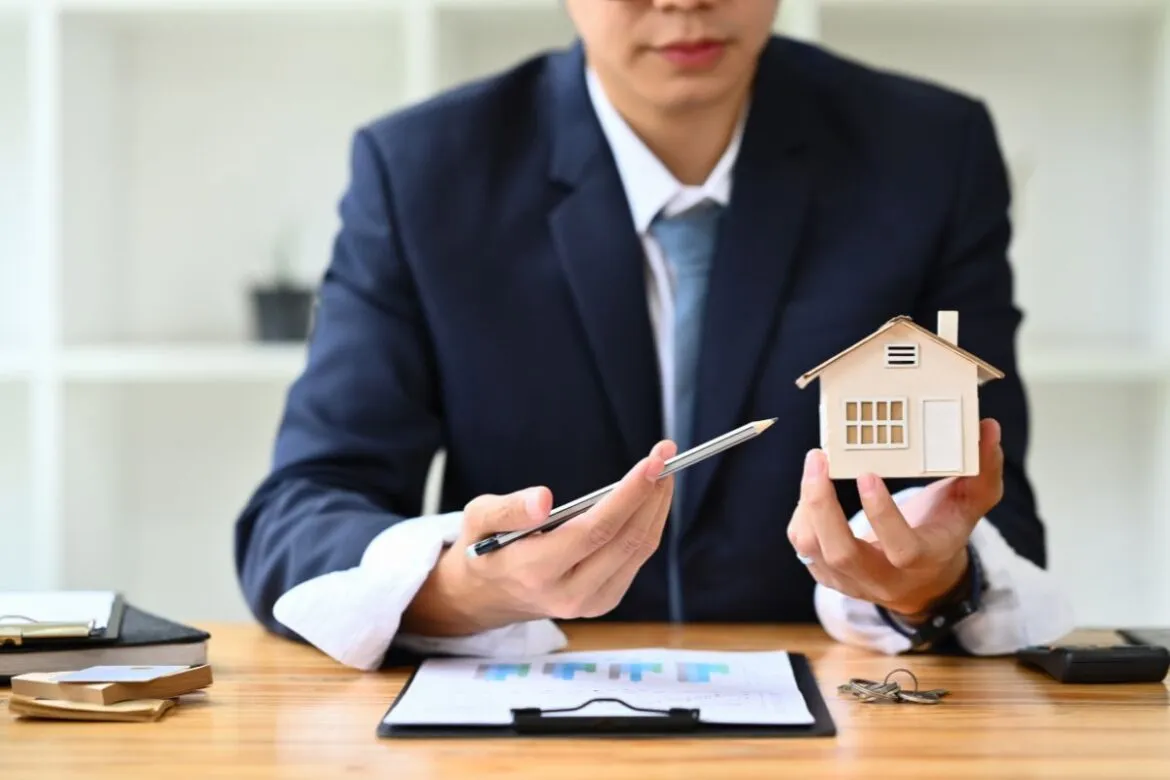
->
[401,440,677,636]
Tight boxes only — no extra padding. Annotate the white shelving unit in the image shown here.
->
[1,0,1168,626]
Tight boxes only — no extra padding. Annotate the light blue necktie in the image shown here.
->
[649,200,723,622]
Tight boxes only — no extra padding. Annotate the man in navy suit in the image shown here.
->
[234,0,1071,670]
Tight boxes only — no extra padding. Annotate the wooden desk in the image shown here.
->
[2,624,1167,779]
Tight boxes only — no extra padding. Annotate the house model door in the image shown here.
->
[922,399,962,472]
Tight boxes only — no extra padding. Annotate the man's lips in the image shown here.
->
[657,39,727,68]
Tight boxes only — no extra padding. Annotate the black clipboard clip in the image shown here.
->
[510,697,700,734]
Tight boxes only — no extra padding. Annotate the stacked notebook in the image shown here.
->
[0,591,210,685]
[8,664,213,722]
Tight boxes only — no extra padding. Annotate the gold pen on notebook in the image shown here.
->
[0,615,96,646]
[465,418,777,558]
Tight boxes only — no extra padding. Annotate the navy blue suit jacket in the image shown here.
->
[234,36,1046,641]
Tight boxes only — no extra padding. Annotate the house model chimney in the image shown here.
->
[937,310,959,344]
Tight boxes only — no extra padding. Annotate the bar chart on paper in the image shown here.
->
[386,648,816,727]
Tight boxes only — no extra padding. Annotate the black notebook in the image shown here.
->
[1,601,209,685]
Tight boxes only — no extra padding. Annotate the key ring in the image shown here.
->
[883,668,919,692]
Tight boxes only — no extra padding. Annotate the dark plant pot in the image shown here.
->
[250,284,314,342]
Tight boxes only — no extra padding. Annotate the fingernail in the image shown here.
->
[803,450,823,481]
[524,488,546,520]
[858,473,877,495]
[645,455,662,483]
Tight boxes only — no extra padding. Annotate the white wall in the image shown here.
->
[0,385,32,584]
[0,16,33,587]
[820,8,1157,347]
[62,11,406,345]
[0,20,29,351]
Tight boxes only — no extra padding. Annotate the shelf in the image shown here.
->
[0,351,30,381]
[435,0,555,8]
[50,0,1170,14]
[821,0,1167,17]
[58,0,558,10]
[31,343,1167,384]
[0,16,30,352]
[1018,345,1170,382]
[60,0,409,11]
[61,344,307,382]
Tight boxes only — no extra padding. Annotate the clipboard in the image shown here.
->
[376,652,836,739]
[0,592,126,648]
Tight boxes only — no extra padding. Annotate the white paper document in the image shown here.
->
[383,648,814,727]
[0,591,119,630]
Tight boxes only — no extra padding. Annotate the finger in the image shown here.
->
[805,559,869,601]
[788,521,821,563]
[944,418,1005,522]
[571,469,675,617]
[967,418,1005,511]
[798,449,865,572]
[463,486,552,538]
[787,502,818,560]
[540,440,673,566]
[569,444,675,580]
[856,472,924,568]
[788,450,829,560]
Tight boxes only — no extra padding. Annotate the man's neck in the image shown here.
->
[599,75,751,186]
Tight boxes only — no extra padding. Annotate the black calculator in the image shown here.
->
[1118,628,1170,649]
[1017,640,1170,684]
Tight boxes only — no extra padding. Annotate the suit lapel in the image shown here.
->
[682,40,815,529]
[545,45,663,464]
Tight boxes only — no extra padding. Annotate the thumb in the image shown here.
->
[955,418,1004,516]
[464,486,552,537]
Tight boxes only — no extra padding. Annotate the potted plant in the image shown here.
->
[249,231,315,342]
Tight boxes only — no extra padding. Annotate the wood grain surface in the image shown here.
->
[2,623,1167,779]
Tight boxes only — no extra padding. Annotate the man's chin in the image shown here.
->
[652,83,738,115]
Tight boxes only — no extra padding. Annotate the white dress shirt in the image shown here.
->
[271,69,1075,671]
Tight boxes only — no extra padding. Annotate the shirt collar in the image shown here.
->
[585,67,744,234]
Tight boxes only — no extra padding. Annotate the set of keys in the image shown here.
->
[837,668,950,705]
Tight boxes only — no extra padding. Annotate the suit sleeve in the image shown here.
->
[913,99,1045,567]
[233,127,444,637]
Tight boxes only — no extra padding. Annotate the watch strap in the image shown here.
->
[876,542,985,651]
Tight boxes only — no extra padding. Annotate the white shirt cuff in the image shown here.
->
[814,487,1075,656]
[272,512,567,670]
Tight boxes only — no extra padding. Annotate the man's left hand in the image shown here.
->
[787,418,1004,620]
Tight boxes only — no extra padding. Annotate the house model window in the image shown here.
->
[844,399,907,448]
[884,343,919,367]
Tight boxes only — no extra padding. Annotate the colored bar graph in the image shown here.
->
[474,663,530,681]
[677,662,729,683]
[542,662,597,680]
[608,662,663,682]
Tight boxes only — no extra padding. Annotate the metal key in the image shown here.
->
[838,669,950,705]
[895,690,944,704]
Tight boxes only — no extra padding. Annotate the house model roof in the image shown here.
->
[794,315,1005,390]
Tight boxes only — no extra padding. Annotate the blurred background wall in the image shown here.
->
[1,0,1168,628]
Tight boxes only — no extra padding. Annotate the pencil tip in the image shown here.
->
[754,418,777,432]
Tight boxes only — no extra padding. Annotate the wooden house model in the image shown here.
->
[795,311,1004,479]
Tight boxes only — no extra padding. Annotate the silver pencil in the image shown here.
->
[466,418,776,557]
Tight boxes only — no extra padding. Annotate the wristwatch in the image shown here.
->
[876,542,986,651]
